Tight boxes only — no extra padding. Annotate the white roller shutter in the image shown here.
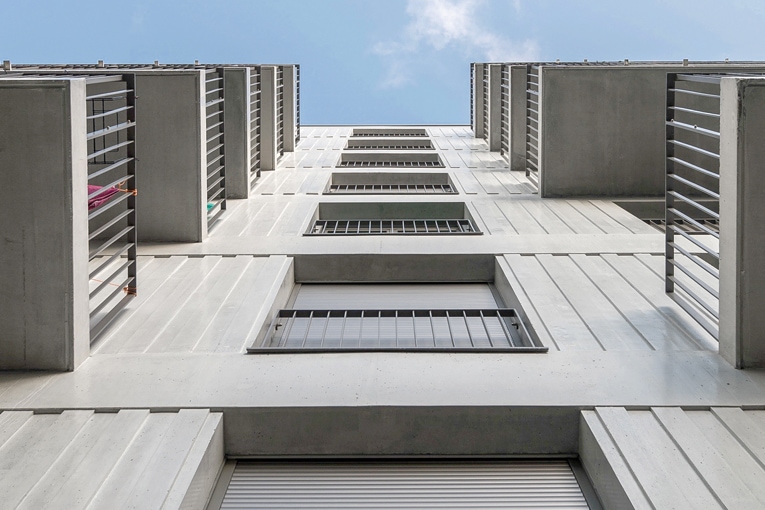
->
[293,283,498,309]
[219,460,590,509]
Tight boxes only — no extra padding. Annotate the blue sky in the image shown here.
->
[3,0,764,124]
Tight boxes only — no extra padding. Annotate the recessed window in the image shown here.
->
[304,202,481,236]
[326,172,456,194]
[345,138,434,150]
[338,153,444,168]
[352,128,428,137]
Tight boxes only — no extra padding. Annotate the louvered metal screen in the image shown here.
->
[294,64,301,144]
[525,64,540,188]
[470,62,475,129]
[86,75,137,341]
[500,64,510,160]
[482,64,489,143]
[249,66,261,188]
[665,73,722,339]
[276,66,285,156]
[205,68,226,227]
[307,219,479,235]
[219,460,589,509]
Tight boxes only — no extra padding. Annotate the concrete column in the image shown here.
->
[223,67,251,199]
[260,66,278,171]
[0,78,90,370]
[509,65,529,171]
[282,65,296,152]
[487,64,503,152]
[472,63,485,139]
[719,77,765,368]
[134,71,207,242]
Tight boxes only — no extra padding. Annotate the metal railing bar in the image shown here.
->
[89,275,134,319]
[670,259,720,299]
[86,87,132,100]
[669,105,720,118]
[669,276,720,319]
[668,156,719,179]
[668,207,720,238]
[668,224,719,258]
[86,105,132,120]
[668,241,720,279]
[666,120,720,139]
[676,74,722,85]
[668,139,720,160]
[669,87,720,100]
[87,140,132,160]
[88,157,133,181]
[667,190,720,219]
[86,120,136,141]
[88,208,132,241]
[207,175,225,193]
[89,258,132,300]
[89,243,131,279]
[668,173,720,199]
[88,226,133,260]
[87,192,130,221]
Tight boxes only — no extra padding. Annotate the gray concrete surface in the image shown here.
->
[223,67,251,200]
[720,77,765,368]
[0,78,89,370]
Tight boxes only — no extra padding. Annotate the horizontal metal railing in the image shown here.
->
[251,308,546,352]
[665,73,722,339]
[328,184,455,194]
[482,64,489,143]
[205,68,226,227]
[307,219,480,235]
[85,74,137,341]
[351,129,428,137]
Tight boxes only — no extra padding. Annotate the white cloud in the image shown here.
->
[373,0,539,88]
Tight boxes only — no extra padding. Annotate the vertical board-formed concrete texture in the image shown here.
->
[259,66,278,171]
[222,67,250,199]
[719,77,765,368]
[0,409,223,509]
[581,407,765,509]
[0,79,89,370]
[134,72,207,242]
[282,65,297,152]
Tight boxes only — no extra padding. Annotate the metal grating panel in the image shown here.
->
[352,128,428,137]
[665,73,722,340]
[307,219,480,235]
[220,461,586,508]
[525,64,540,188]
[328,184,455,194]
[252,308,544,352]
[345,139,434,150]
[205,68,226,227]
[85,74,137,341]
[338,159,444,168]
[249,66,261,188]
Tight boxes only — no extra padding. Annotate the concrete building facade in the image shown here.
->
[1,61,765,508]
